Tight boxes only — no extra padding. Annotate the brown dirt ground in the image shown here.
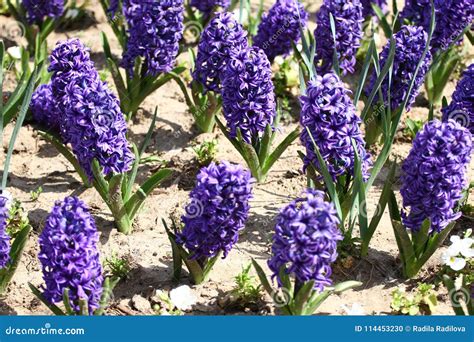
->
[0,1,472,316]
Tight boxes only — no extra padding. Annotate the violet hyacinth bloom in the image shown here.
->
[300,73,372,181]
[0,194,11,269]
[39,197,103,314]
[400,120,472,233]
[31,83,61,131]
[121,0,184,76]
[190,0,229,14]
[48,39,134,178]
[401,0,473,53]
[366,25,432,111]
[177,162,253,260]
[193,12,248,93]
[22,0,64,23]
[108,0,120,17]
[314,0,364,75]
[442,64,474,136]
[360,0,388,17]
[222,46,276,143]
[268,189,342,291]
[253,0,309,62]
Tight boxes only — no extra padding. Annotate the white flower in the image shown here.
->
[341,303,365,315]
[169,285,197,311]
[7,46,22,60]
[442,247,466,271]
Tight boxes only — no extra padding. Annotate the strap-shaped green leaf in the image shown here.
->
[251,258,274,297]
[354,39,375,105]
[293,281,315,315]
[0,225,30,294]
[261,127,300,177]
[29,283,65,316]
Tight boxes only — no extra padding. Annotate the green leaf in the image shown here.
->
[162,219,183,282]
[391,220,416,278]
[372,4,392,38]
[412,218,431,258]
[2,67,38,189]
[354,39,375,105]
[293,281,315,315]
[261,127,300,177]
[329,13,341,77]
[251,258,274,297]
[125,168,173,219]
[333,281,362,293]
[305,289,332,315]
[62,288,74,315]
[38,131,91,187]
[305,127,343,220]
[29,283,65,316]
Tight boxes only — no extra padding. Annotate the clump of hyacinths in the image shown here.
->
[217,45,300,182]
[164,161,253,285]
[401,0,473,105]
[253,0,309,63]
[364,25,432,145]
[313,0,364,76]
[173,12,248,133]
[29,197,117,315]
[31,39,172,234]
[252,190,361,315]
[388,120,472,279]
[442,64,473,136]
[0,42,36,294]
[100,0,186,119]
[6,0,65,52]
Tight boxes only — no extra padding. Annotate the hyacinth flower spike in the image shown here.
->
[164,162,253,285]
[252,190,361,315]
[31,39,173,235]
[216,45,300,182]
[29,197,118,315]
[0,43,38,294]
[6,0,65,53]
[401,0,473,105]
[388,120,472,279]
[100,0,186,119]
[172,12,249,133]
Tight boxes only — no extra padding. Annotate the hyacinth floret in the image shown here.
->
[314,0,364,75]
[177,162,253,260]
[121,0,185,76]
[221,46,276,143]
[22,0,64,23]
[300,73,372,181]
[366,25,432,111]
[38,197,104,314]
[400,120,472,233]
[0,194,11,269]
[190,0,230,14]
[253,0,309,62]
[268,189,342,291]
[192,12,248,93]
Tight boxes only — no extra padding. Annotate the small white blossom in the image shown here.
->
[7,46,22,60]
[442,247,466,271]
[169,285,197,311]
[341,303,365,315]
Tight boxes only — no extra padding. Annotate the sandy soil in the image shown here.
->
[0,1,472,316]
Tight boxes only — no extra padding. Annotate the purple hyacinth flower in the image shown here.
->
[314,0,364,75]
[38,197,104,314]
[108,0,120,18]
[48,39,134,178]
[360,0,388,17]
[190,0,229,14]
[268,189,342,291]
[22,0,64,23]
[192,12,248,93]
[366,25,432,112]
[401,0,473,53]
[300,73,372,181]
[31,83,61,131]
[253,0,309,62]
[177,161,254,260]
[121,0,184,76]
[401,120,472,233]
[221,46,276,143]
[0,193,11,269]
[442,64,474,136]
